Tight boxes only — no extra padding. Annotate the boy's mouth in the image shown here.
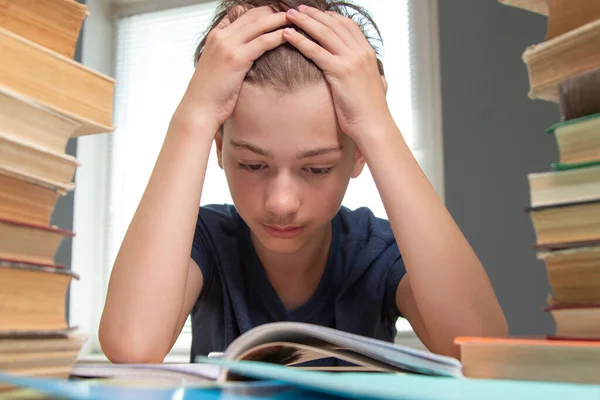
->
[263,224,303,239]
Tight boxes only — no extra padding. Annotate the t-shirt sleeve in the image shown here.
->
[380,243,407,321]
[190,209,215,295]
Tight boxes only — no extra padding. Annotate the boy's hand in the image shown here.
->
[284,6,393,142]
[176,6,288,132]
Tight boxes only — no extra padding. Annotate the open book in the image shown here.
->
[211,322,462,381]
[72,322,462,384]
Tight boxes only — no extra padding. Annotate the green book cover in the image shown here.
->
[551,160,600,171]
[546,112,600,135]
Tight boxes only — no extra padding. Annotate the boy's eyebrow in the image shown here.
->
[229,140,343,159]
[229,140,273,158]
[297,145,343,159]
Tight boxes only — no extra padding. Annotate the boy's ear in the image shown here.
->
[381,75,388,95]
[351,143,366,179]
[214,129,224,169]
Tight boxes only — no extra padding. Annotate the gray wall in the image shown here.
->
[439,0,560,335]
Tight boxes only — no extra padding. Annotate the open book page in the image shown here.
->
[236,341,412,373]
[221,322,462,377]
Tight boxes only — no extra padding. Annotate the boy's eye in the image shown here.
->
[237,163,266,172]
[305,167,333,176]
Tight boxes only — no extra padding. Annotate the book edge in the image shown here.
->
[0,217,75,237]
[0,27,116,84]
[522,18,600,61]
[525,196,600,212]
[454,336,600,347]
[546,111,600,134]
[0,259,80,280]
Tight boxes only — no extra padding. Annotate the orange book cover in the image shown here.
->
[455,336,600,347]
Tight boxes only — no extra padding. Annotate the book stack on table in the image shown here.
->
[0,0,115,394]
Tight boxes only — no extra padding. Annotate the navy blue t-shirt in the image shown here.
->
[189,204,406,361]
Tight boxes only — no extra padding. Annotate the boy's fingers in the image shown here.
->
[216,15,232,30]
[215,5,246,31]
[282,28,336,71]
[242,29,288,62]
[329,11,372,49]
[234,12,289,44]
[299,7,356,50]
[222,6,277,35]
[286,9,346,56]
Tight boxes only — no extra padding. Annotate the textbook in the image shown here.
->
[0,132,79,187]
[500,0,600,41]
[0,26,115,135]
[558,67,600,121]
[537,244,600,304]
[0,86,81,155]
[527,165,600,209]
[0,333,85,392]
[526,198,600,247]
[209,322,462,381]
[72,322,462,385]
[456,336,600,384]
[0,259,76,332]
[0,218,73,266]
[0,0,88,59]
[522,17,600,102]
[545,112,600,166]
[545,303,600,340]
[0,169,68,226]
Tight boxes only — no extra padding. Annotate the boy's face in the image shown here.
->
[216,81,365,254]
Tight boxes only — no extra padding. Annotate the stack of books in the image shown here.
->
[0,0,115,391]
[455,0,600,385]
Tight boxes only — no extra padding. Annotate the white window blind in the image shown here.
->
[109,0,420,354]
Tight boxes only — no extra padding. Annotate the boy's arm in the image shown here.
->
[170,260,204,349]
[360,123,508,359]
[99,118,215,363]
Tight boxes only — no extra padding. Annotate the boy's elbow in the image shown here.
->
[466,308,508,339]
[496,314,509,337]
[99,319,167,364]
[484,306,509,337]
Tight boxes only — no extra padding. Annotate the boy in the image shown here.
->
[99,0,508,363]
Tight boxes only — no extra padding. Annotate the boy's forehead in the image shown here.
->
[223,120,349,152]
[225,82,345,144]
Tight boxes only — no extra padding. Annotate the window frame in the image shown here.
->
[72,0,442,361]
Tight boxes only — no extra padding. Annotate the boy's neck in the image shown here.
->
[251,223,332,311]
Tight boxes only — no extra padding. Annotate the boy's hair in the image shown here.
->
[194,0,385,93]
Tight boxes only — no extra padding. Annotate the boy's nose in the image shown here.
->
[265,175,301,217]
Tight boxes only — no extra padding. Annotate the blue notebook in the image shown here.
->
[197,357,600,400]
